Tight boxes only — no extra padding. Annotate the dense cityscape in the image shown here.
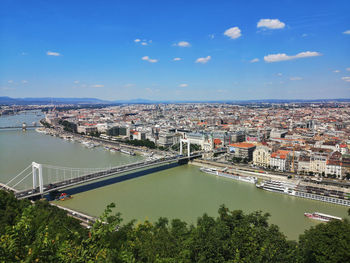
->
[38,102,350,178]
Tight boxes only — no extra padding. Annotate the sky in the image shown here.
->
[0,0,350,101]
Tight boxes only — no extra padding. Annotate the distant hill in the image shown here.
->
[1,96,349,105]
[0,96,109,105]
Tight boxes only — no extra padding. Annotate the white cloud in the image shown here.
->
[173,57,182,61]
[22,80,28,84]
[277,73,283,76]
[224,27,242,39]
[91,84,104,88]
[290,77,303,81]
[74,80,79,84]
[346,68,350,71]
[175,41,191,47]
[135,38,152,45]
[342,77,350,82]
[178,83,188,88]
[7,80,13,83]
[302,33,308,37]
[264,51,321,62]
[250,58,259,63]
[333,70,340,73]
[209,34,215,39]
[141,56,158,63]
[343,30,350,35]
[195,56,211,64]
[46,51,61,56]
[257,19,285,29]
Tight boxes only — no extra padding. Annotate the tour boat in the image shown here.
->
[256,179,350,207]
[200,167,257,184]
[304,212,342,222]
[200,167,218,176]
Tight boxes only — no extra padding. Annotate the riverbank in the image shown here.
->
[191,159,350,207]
[38,127,166,159]
[191,159,350,193]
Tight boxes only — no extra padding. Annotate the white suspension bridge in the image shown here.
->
[1,151,202,199]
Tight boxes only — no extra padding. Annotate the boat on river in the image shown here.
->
[256,180,350,207]
[120,149,136,156]
[200,167,257,184]
[304,212,342,222]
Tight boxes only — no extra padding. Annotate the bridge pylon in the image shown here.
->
[32,162,43,194]
[180,138,191,157]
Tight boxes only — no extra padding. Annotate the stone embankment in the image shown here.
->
[191,159,350,194]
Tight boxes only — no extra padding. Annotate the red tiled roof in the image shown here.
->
[214,139,222,145]
[271,150,290,159]
[229,142,255,148]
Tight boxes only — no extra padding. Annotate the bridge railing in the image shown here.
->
[9,153,203,198]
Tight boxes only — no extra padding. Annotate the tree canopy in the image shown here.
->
[0,190,349,262]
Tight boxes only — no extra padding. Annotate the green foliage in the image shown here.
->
[231,156,242,163]
[40,119,52,128]
[298,219,350,263]
[124,139,156,149]
[58,119,77,133]
[1,190,350,263]
[90,131,101,137]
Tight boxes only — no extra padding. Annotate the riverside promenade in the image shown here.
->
[191,159,350,194]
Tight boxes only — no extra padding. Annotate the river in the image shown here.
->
[0,112,349,240]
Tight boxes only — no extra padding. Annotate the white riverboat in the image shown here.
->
[256,180,350,207]
[304,212,342,222]
[120,149,136,156]
[200,167,257,184]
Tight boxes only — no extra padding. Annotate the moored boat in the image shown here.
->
[304,212,342,222]
[256,179,350,207]
[200,167,257,184]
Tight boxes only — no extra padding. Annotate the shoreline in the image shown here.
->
[191,159,350,207]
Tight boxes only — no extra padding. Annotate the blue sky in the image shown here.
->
[0,0,349,101]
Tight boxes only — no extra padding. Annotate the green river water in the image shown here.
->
[0,113,349,240]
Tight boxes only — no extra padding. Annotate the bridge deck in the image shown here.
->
[0,183,18,193]
[15,154,201,199]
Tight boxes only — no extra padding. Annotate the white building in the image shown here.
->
[253,146,271,168]
[270,150,290,171]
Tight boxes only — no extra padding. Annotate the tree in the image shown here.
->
[298,219,350,263]
[1,190,350,262]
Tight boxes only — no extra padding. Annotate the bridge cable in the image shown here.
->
[4,164,32,188]
[12,171,33,189]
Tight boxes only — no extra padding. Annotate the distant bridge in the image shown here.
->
[0,126,37,130]
[2,154,202,200]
